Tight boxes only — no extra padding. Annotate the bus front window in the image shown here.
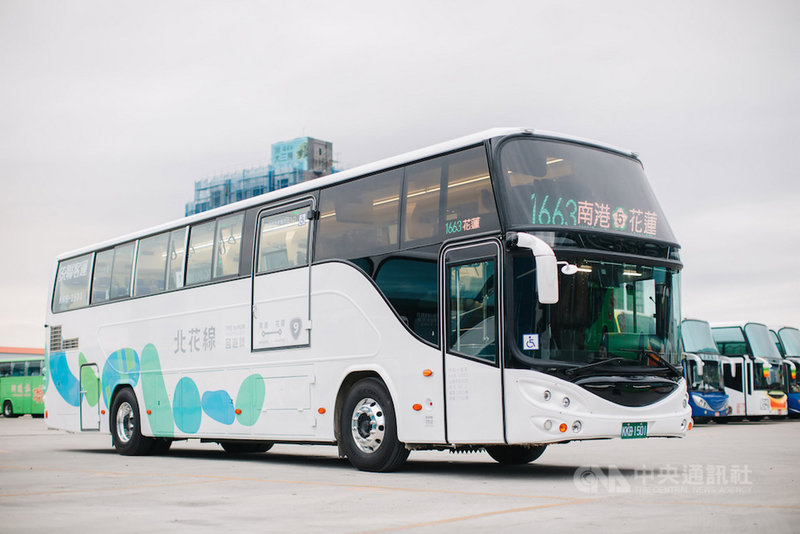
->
[510,255,681,372]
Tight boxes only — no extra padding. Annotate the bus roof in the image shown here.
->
[0,347,45,358]
[56,127,638,261]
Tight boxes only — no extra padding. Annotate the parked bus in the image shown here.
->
[0,347,45,417]
[680,320,729,423]
[711,322,788,420]
[45,128,690,471]
[773,327,800,416]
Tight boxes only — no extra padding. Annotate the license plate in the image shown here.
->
[621,422,648,439]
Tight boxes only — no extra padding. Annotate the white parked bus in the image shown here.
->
[45,128,690,471]
[711,322,788,419]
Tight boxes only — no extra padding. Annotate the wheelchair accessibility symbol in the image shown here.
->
[523,334,540,351]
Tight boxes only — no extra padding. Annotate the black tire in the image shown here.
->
[747,416,764,422]
[340,378,409,472]
[485,445,547,465]
[219,440,274,454]
[3,400,18,418]
[714,417,729,424]
[110,388,155,455]
[693,417,709,425]
[150,438,173,455]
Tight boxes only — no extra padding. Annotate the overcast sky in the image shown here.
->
[1,1,798,347]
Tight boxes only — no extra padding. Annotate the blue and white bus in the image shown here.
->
[773,327,800,416]
[711,322,788,420]
[681,319,729,423]
[45,128,690,471]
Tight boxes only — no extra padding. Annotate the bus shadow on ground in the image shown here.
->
[68,446,635,480]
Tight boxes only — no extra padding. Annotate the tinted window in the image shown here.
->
[134,232,169,297]
[448,259,497,363]
[186,221,216,285]
[0,363,9,377]
[316,168,402,261]
[110,243,135,299]
[499,138,676,242]
[213,214,244,278]
[11,362,25,376]
[375,258,438,344]
[91,249,114,303]
[404,147,498,247]
[712,327,747,356]
[166,227,187,290]
[53,254,92,312]
[257,207,310,274]
[27,361,42,376]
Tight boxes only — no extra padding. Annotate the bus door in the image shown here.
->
[79,363,100,431]
[251,200,314,351]
[441,240,505,444]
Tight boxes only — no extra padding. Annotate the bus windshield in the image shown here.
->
[682,320,719,354]
[498,138,677,243]
[509,255,681,369]
[778,327,800,356]
[744,323,782,359]
[686,358,725,393]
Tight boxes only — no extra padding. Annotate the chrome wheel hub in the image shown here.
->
[350,397,385,453]
[115,401,135,444]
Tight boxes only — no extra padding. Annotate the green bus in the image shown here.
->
[0,347,45,417]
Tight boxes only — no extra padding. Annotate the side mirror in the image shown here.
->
[511,233,560,304]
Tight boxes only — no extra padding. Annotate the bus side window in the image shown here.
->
[213,213,244,279]
[186,221,216,285]
[27,361,42,376]
[134,232,169,297]
[375,258,438,344]
[443,147,499,236]
[11,362,25,377]
[53,254,92,312]
[404,159,442,246]
[91,249,114,303]
[110,243,135,300]
[257,208,309,274]
[166,227,187,290]
[0,362,10,377]
[316,168,402,263]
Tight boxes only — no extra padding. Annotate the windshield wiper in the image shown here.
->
[563,357,629,377]
[618,349,682,376]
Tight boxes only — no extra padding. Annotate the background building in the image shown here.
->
[185,136,335,216]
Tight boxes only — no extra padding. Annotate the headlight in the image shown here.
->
[692,394,711,411]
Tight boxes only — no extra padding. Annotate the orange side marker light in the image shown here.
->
[423,369,433,377]
[235,409,242,415]
[318,407,326,414]
[559,423,568,433]
[146,410,152,415]
[412,404,423,411]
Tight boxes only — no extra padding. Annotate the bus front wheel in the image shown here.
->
[340,378,409,472]
[485,444,547,464]
[110,388,154,456]
[3,400,18,418]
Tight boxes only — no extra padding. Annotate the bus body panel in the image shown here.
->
[504,369,690,443]
[46,263,447,445]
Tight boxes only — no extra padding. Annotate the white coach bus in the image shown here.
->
[45,128,690,471]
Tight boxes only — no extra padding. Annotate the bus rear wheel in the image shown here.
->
[485,445,547,464]
[3,400,18,418]
[340,378,409,472]
[110,388,154,456]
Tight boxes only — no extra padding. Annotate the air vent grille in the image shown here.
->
[50,326,62,351]
[62,338,79,350]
